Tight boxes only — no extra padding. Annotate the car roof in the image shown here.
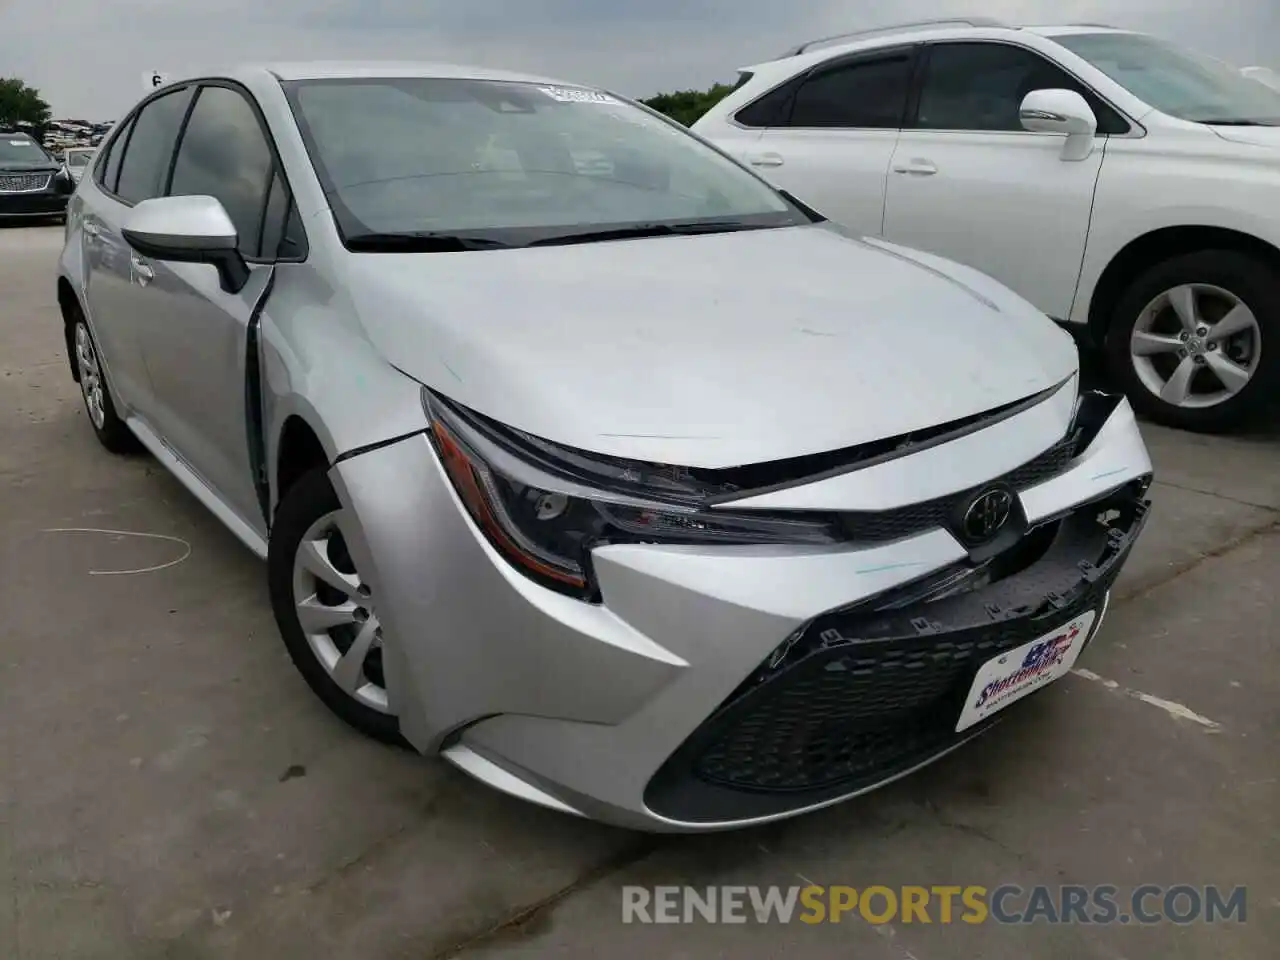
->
[231,61,570,86]
[741,22,1138,73]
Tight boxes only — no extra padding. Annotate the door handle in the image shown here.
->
[747,151,785,168]
[131,256,154,285]
[892,159,938,176]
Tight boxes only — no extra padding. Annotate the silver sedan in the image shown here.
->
[57,62,1152,831]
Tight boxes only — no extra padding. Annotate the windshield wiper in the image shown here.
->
[346,231,514,252]
[526,220,772,247]
[1200,119,1278,126]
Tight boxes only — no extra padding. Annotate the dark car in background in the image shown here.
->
[0,131,75,222]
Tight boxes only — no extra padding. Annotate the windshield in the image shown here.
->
[1057,32,1280,125]
[283,77,806,247]
[0,135,51,164]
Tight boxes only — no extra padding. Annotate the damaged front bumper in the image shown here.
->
[329,389,1153,832]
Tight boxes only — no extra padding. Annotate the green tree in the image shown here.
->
[0,77,53,137]
[641,82,736,126]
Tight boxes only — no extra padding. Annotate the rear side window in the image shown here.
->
[734,75,806,127]
[115,88,194,204]
[789,52,915,128]
[96,116,134,194]
[914,42,1130,135]
[169,85,276,257]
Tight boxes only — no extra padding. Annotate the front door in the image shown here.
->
[131,82,288,534]
[882,41,1123,320]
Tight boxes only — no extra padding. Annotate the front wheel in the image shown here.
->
[1105,250,1280,433]
[268,468,407,747]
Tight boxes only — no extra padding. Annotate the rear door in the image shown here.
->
[78,87,194,414]
[747,46,918,238]
[132,82,301,532]
[882,41,1125,320]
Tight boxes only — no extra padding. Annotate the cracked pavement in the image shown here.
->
[1,224,1277,959]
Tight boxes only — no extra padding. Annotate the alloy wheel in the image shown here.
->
[290,510,392,714]
[74,322,106,430]
[1129,283,1261,409]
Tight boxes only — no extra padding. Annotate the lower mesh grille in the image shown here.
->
[644,483,1149,824]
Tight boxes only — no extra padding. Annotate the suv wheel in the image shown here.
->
[1106,250,1279,433]
[71,313,140,453]
[268,468,407,747]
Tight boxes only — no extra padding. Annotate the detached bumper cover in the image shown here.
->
[644,480,1146,823]
[331,388,1152,832]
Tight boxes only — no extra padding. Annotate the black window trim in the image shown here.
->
[95,77,308,264]
[732,43,922,131]
[97,83,197,204]
[167,79,308,264]
[904,38,1141,138]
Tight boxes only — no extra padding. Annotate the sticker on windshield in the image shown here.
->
[539,86,617,104]
[9,140,31,146]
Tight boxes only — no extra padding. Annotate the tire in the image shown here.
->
[268,468,408,747]
[69,308,141,454]
[1105,250,1280,433]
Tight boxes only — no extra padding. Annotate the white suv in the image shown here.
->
[694,19,1280,433]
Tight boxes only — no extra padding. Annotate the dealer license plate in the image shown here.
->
[955,610,1096,733]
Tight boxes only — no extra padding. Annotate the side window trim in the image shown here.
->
[92,116,129,191]
[165,78,308,264]
[904,39,1135,136]
[98,84,195,204]
[783,43,920,131]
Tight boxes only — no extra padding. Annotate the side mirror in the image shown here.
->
[121,195,250,293]
[1019,89,1098,162]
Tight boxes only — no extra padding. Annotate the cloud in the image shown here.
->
[1,0,1275,118]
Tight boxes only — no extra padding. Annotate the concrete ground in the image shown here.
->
[1,223,1277,959]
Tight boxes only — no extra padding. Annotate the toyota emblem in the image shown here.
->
[961,488,1014,543]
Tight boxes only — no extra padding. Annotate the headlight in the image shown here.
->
[423,389,840,599]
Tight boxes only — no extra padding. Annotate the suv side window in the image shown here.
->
[788,50,915,129]
[114,87,194,204]
[168,84,278,258]
[96,115,135,194]
[914,42,1130,135]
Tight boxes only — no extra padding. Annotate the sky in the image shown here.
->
[1,0,1276,119]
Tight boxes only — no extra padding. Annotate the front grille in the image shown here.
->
[840,430,1079,543]
[0,172,51,193]
[644,481,1150,824]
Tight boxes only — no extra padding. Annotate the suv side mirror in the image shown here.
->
[1019,89,1098,162]
[121,195,250,293]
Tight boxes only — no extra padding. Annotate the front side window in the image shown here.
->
[915,42,1128,134]
[1057,32,1280,125]
[169,85,276,257]
[283,77,807,246]
[115,87,194,204]
[789,53,914,129]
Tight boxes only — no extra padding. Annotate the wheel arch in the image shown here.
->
[56,276,83,383]
[274,414,331,518]
[1086,226,1280,344]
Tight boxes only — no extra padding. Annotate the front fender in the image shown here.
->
[259,261,428,515]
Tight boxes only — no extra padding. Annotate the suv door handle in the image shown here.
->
[131,255,154,285]
[892,159,938,176]
[747,151,785,168]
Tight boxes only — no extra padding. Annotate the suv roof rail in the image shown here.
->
[779,17,1011,57]
[1069,22,1120,28]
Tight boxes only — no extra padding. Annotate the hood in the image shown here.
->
[344,224,1077,468]
[0,160,58,173]
[1209,125,1280,149]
